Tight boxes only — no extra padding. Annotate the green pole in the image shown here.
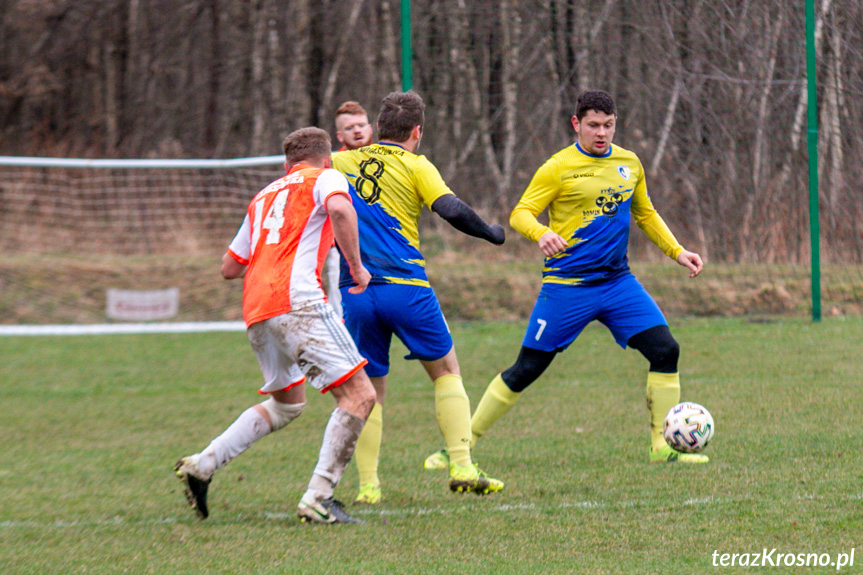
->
[805,0,821,321]
[400,0,412,91]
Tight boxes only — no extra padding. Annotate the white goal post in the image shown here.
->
[0,155,287,336]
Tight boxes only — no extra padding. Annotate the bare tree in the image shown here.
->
[317,0,365,124]
[0,0,861,270]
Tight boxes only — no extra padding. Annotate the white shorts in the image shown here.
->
[247,303,367,394]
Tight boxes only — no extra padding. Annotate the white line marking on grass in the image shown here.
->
[497,503,537,511]
[0,322,246,337]
[1,521,42,528]
[682,496,714,506]
[8,492,862,530]
[561,501,603,509]
[0,500,667,530]
[794,493,820,500]
[343,501,598,519]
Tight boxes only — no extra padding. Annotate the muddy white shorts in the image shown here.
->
[247,303,367,394]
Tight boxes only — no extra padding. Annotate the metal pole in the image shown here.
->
[805,0,821,321]
[400,0,413,91]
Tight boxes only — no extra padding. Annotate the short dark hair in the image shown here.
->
[282,127,332,165]
[575,90,616,120]
[377,90,425,142]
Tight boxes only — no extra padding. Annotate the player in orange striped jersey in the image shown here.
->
[175,127,376,525]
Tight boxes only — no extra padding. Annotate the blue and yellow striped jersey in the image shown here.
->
[332,143,454,286]
[510,143,683,285]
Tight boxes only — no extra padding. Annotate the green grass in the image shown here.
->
[1,317,862,574]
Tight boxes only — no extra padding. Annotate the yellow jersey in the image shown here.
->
[511,142,683,285]
[332,143,454,286]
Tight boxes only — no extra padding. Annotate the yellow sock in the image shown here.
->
[646,371,680,452]
[433,374,472,467]
[470,374,520,447]
[354,402,382,488]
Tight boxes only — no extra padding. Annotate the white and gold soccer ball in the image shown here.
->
[663,402,714,453]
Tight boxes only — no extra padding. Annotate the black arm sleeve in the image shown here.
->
[431,194,505,245]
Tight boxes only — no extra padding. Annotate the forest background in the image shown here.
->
[0,0,861,321]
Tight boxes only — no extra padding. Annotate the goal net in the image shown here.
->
[0,156,285,334]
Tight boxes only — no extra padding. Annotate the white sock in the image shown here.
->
[195,406,272,479]
[303,408,365,503]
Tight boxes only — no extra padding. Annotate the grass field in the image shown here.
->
[1,316,861,574]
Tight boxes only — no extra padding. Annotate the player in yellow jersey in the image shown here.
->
[424,90,709,470]
[333,91,507,503]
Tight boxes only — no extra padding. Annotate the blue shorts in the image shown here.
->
[340,283,453,377]
[522,272,667,352]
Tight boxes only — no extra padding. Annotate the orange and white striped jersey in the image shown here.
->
[226,164,351,327]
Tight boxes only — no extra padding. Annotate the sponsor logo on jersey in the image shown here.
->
[596,187,624,217]
[369,146,405,157]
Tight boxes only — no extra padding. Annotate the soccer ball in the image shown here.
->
[663,402,714,453]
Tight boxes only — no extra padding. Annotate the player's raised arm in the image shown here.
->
[431,194,505,245]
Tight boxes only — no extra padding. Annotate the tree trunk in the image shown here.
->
[498,0,520,204]
[103,34,120,151]
[250,0,268,154]
[286,0,312,128]
[204,0,222,157]
[778,0,832,187]
[317,0,365,125]
[822,8,844,216]
[740,8,783,258]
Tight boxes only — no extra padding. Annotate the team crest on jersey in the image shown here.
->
[617,166,631,180]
